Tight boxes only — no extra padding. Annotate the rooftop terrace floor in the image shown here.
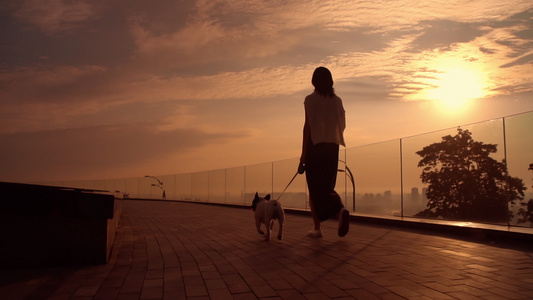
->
[1,199,533,299]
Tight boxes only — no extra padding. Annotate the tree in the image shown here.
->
[517,163,533,224]
[415,128,525,223]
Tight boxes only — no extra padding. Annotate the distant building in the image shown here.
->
[422,188,428,201]
[384,190,392,201]
[411,187,419,203]
[363,193,374,201]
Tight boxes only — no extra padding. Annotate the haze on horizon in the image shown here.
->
[1,0,532,183]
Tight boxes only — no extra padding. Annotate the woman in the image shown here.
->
[299,66,349,238]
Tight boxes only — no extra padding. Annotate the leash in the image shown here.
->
[277,171,300,201]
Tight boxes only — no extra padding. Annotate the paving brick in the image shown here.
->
[120,269,145,294]
[221,273,251,294]
[345,288,381,300]
[484,286,528,299]
[276,289,306,300]
[232,292,261,300]
[207,287,233,300]
[163,267,185,299]
[140,278,163,299]
[358,281,391,295]
[450,284,492,297]
[422,281,459,293]
[387,285,423,298]
[204,278,226,290]
[315,283,350,298]
[412,286,454,300]
[144,269,163,279]
[266,278,293,290]
[94,287,120,300]
[184,275,208,297]
[1,200,532,300]
[301,291,330,300]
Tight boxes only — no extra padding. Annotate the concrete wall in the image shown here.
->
[0,182,119,267]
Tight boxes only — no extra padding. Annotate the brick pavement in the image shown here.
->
[1,200,532,299]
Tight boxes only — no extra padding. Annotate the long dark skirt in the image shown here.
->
[305,142,344,222]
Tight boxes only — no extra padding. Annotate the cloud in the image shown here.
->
[0,64,114,132]
[0,65,112,133]
[126,2,304,75]
[0,62,309,135]
[130,19,226,55]
[14,0,96,35]
[500,53,533,68]
[1,0,532,184]
[408,20,485,52]
[0,65,106,99]
[0,122,249,182]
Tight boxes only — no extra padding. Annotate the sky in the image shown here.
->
[1,0,532,183]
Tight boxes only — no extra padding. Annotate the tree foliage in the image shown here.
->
[416,128,525,223]
[518,163,533,224]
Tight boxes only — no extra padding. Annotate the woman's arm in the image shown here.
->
[300,115,310,164]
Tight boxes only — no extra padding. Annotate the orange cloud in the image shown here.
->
[14,0,95,35]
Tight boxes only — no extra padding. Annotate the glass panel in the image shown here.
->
[273,157,307,210]
[161,175,175,200]
[208,169,226,203]
[226,166,245,205]
[48,111,532,229]
[101,179,117,198]
[345,140,401,216]
[402,120,507,224]
[59,180,78,189]
[139,177,154,199]
[505,112,533,227]
[124,178,139,199]
[402,128,458,218]
[339,148,354,212]
[90,180,107,192]
[176,173,192,201]
[467,120,506,225]
[72,180,93,190]
[114,179,127,199]
[140,176,166,199]
[44,181,63,187]
[244,162,272,201]
[337,148,347,210]
[191,171,208,202]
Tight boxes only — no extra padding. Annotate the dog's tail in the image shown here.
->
[272,200,284,223]
[272,200,280,206]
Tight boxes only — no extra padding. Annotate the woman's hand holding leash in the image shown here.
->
[297,162,306,174]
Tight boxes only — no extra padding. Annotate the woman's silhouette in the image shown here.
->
[299,66,349,238]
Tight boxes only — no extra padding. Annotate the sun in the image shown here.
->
[425,66,486,113]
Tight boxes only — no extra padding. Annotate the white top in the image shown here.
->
[304,91,346,146]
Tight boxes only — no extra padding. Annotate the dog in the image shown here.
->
[251,192,285,241]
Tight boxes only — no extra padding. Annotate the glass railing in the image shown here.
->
[50,111,533,229]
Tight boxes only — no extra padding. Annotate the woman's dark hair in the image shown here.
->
[312,66,335,97]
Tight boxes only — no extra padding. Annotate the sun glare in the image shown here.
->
[425,66,487,113]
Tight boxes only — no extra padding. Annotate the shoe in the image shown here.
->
[338,208,349,237]
[307,229,323,238]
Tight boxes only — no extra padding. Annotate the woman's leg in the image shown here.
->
[308,195,320,230]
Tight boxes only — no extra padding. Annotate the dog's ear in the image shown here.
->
[254,192,259,199]
[265,194,271,200]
